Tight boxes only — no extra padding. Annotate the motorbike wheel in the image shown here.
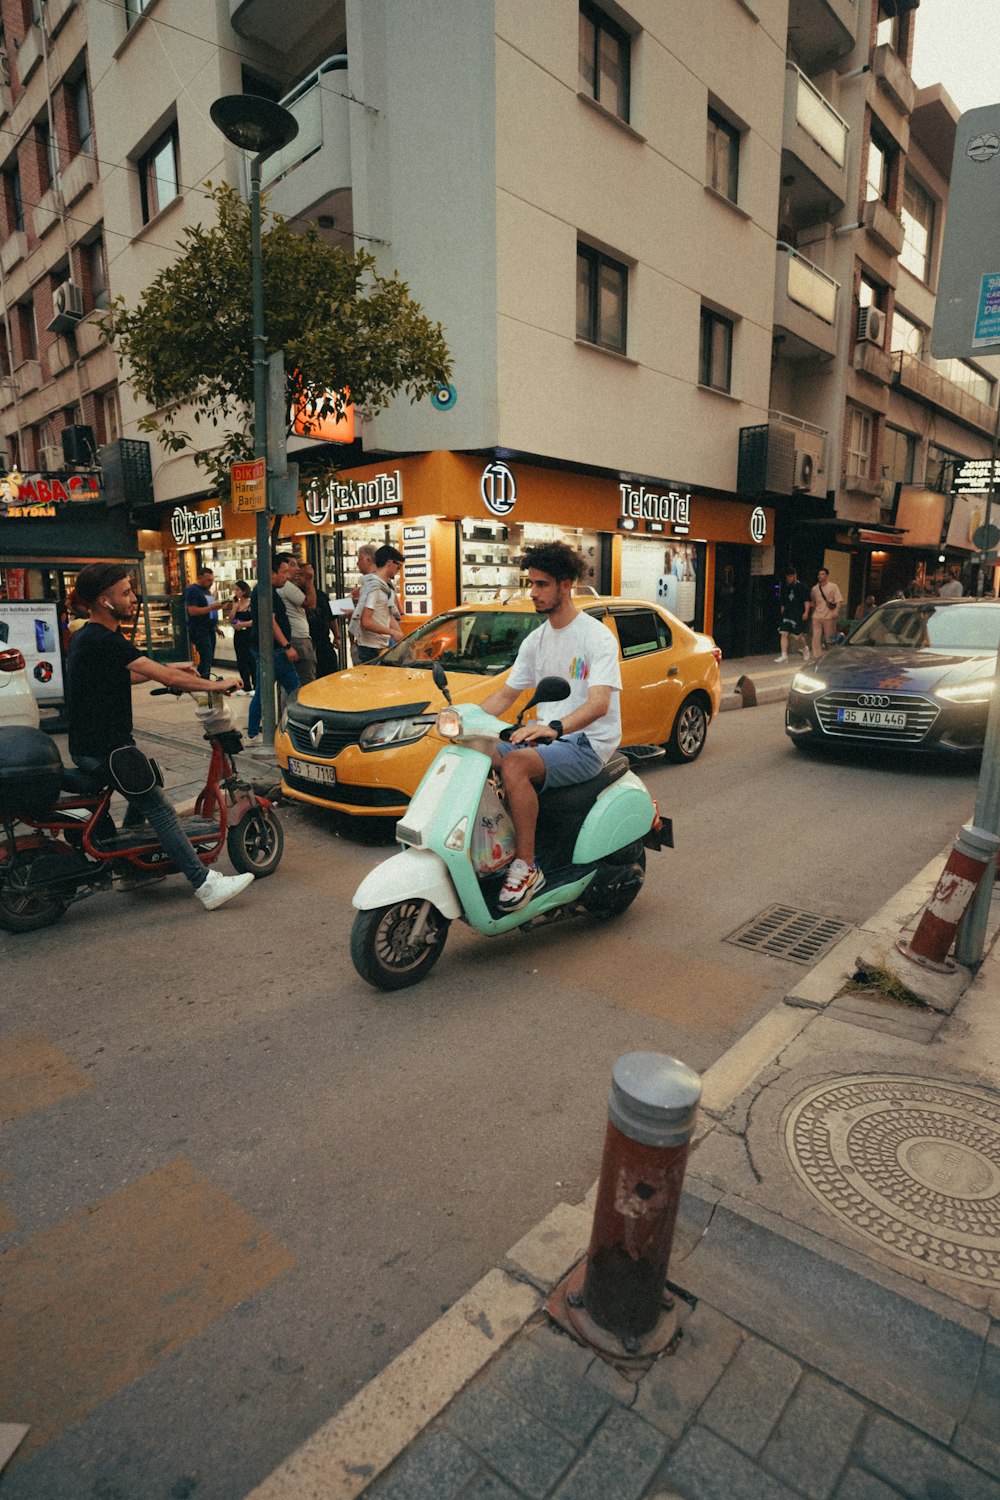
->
[584,846,646,920]
[664,696,709,763]
[226,808,284,877]
[351,900,449,990]
[0,846,69,932]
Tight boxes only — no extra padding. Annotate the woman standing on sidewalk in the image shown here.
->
[227,580,256,695]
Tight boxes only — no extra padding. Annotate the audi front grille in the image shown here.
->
[815,691,939,744]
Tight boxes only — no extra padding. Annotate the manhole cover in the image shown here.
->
[784,1074,1000,1286]
[725,905,850,965]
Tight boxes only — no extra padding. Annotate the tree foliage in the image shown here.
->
[101,182,452,492]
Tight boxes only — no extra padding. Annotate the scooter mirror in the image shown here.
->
[432,660,452,704]
[524,676,571,709]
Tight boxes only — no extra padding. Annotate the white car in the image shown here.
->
[0,649,41,729]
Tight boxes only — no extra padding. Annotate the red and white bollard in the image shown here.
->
[547,1052,701,1359]
[897,823,1000,974]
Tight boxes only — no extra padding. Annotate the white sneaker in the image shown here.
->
[244,733,262,746]
[195,868,255,910]
[774,654,788,662]
[234,689,248,697]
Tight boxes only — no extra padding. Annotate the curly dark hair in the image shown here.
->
[520,541,586,585]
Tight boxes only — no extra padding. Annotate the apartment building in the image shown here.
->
[0,0,994,677]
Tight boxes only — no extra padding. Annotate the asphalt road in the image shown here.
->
[0,703,979,1499]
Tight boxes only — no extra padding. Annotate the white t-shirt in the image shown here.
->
[506,610,622,762]
[352,573,401,647]
[279,580,308,638]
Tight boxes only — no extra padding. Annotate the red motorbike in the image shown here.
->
[0,688,283,932]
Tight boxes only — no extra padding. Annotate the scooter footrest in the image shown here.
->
[92,817,219,853]
[479,862,590,921]
[178,816,221,840]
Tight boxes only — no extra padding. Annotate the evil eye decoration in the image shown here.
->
[431,384,457,411]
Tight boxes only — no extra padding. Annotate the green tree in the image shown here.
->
[101,182,452,492]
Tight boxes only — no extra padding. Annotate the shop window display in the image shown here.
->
[460,521,599,601]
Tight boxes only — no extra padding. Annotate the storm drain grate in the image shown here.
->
[725,905,851,965]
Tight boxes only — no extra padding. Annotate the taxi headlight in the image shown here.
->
[359,716,435,749]
[936,681,994,704]
[436,707,462,738]
[790,670,827,695]
[279,706,289,733]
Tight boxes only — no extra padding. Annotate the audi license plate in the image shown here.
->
[838,708,906,729]
[288,757,337,785]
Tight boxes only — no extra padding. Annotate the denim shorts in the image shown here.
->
[496,731,604,790]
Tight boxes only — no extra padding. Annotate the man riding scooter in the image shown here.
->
[66,562,255,911]
[479,542,623,909]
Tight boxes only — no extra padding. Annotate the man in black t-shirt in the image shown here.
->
[775,567,811,662]
[246,554,301,743]
[66,563,254,911]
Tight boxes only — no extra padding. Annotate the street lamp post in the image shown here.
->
[210,95,297,746]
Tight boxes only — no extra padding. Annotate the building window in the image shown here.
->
[875,2,900,49]
[699,306,733,392]
[900,173,935,282]
[39,120,60,192]
[138,123,179,223]
[73,74,94,155]
[87,235,108,309]
[891,307,924,356]
[101,388,121,444]
[883,425,915,485]
[865,125,893,204]
[847,407,873,477]
[931,357,994,408]
[578,1,630,123]
[926,443,962,494]
[5,164,24,232]
[125,0,149,26]
[706,106,739,203]
[16,300,37,362]
[576,242,628,354]
[858,274,884,311]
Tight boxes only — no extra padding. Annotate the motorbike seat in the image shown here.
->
[538,752,630,816]
[61,765,109,794]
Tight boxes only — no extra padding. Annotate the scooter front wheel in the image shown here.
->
[351,900,449,991]
[226,807,283,877]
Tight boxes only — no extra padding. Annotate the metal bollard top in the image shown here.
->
[608,1052,702,1147]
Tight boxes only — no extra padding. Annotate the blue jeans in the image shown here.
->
[190,629,216,679]
[73,754,207,889]
[248,648,300,738]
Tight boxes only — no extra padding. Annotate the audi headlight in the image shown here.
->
[359,717,435,749]
[936,681,994,704]
[791,671,827,695]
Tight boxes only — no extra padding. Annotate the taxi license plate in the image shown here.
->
[288,757,337,785]
[838,708,906,729]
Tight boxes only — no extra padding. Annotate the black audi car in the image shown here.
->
[785,597,1000,756]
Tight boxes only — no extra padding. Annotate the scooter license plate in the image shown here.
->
[288,757,337,785]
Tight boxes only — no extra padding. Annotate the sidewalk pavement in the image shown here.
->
[244,853,1000,1500]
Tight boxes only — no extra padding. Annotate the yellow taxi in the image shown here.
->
[275,596,722,818]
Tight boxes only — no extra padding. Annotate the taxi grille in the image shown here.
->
[287,721,355,757]
[815,691,938,744]
[285,698,430,759]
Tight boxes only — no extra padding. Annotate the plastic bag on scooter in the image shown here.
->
[107,744,164,797]
[471,776,516,875]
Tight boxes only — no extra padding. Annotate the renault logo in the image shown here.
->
[309,719,324,749]
[857,694,891,708]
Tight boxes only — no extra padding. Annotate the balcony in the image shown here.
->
[0,230,27,276]
[872,43,916,117]
[44,0,78,38]
[853,340,894,385]
[32,182,62,239]
[781,63,849,217]
[13,24,43,86]
[0,76,11,120]
[61,150,97,206]
[773,243,839,359]
[229,0,323,55]
[863,196,905,256]
[12,359,41,395]
[262,58,352,226]
[893,351,999,435]
[786,0,856,70]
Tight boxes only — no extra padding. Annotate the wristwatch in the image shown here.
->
[549,720,563,739]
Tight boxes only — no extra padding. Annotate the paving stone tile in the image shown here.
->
[762,1373,866,1500]
[832,1469,904,1500]
[366,1428,480,1499]
[664,1425,803,1500]
[699,1334,801,1457]
[459,1474,521,1500]
[634,1303,744,1440]
[525,1322,594,1382]
[960,1324,1000,1477]
[551,1408,668,1500]
[584,1356,639,1406]
[487,1340,610,1445]
[443,1384,576,1500]
[860,1414,1000,1499]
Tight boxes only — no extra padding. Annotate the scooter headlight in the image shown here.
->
[436,707,462,738]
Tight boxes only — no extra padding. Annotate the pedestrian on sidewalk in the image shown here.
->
[348,543,377,665]
[775,566,811,662]
[246,556,300,745]
[184,566,219,679]
[278,556,318,686]
[302,564,341,677]
[66,563,255,910]
[810,567,843,658]
[226,579,255,695]
[350,545,405,664]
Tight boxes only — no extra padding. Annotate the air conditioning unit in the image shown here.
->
[46,280,85,334]
[38,444,63,472]
[857,305,885,345]
[793,448,816,493]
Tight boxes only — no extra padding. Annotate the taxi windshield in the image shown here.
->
[380,610,542,674]
[850,602,1000,652]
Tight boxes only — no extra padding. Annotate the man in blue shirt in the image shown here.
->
[185,566,219,678]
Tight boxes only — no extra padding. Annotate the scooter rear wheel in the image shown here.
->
[0,846,69,932]
[226,808,284,877]
[351,900,449,990]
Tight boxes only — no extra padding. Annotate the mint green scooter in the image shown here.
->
[350,667,669,990]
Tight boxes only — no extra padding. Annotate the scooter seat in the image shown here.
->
[539,752,630,816]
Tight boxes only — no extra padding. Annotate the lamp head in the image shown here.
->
[210,95,298,159]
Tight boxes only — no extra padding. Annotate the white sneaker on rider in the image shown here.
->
[195,868,254,910]
[498,858,545,909]
[774,654,788,662]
